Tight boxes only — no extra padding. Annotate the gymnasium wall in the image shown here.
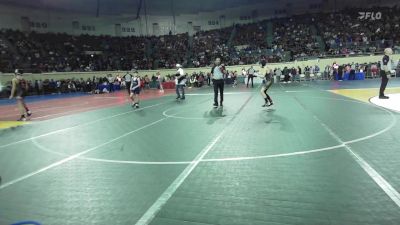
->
[1,0,398,37]
[1,0,386,37]
[1,54,399,84]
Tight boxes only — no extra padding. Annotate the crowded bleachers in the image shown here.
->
[233,22,268,49]
[0,6,399,74]
[0,30,149,72]
[151,33,190,69]
[272,17,322,60]
[191,27,232,67]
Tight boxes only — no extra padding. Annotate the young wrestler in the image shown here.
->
[9,69,32,121]
[130,72,141,108]
[261,68,274,107]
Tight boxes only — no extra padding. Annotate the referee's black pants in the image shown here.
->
[213,79,224,105]
[247,75,254,88]
[379,71,389,97]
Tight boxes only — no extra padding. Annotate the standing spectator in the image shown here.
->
[157,72,164,92]
[324,65,331,80]
[42,79,49,94]
[107,74,115,92]
[349,66,356,80]
[338,65,344,81]
[315,65,320,74]
[283,67,290,83]
[275,68,282,82]
[291,67,298,82]
[144,75,150,89]
[56,80,61,93]
[34,80,39,95]
[332,62,339,80]
[38,79,43,95]
[206,73,211,86]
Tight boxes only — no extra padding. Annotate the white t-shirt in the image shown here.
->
[176,68,186,85]
[177,68,185,76]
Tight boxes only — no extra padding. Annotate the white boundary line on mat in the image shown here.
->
[291,93,400,208]
[38,96,396,165]
[0,117,168,190]
[135,92,255,225]
[0,102,166,150]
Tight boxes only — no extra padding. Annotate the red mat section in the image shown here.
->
[0,89,175,121]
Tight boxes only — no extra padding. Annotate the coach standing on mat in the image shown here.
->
[211,58,225,108]
[379,48,394,99]
[175,64,186,100]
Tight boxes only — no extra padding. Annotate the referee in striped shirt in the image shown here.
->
[211,58,225,108]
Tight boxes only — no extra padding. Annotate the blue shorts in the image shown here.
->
[131,88,141,95]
